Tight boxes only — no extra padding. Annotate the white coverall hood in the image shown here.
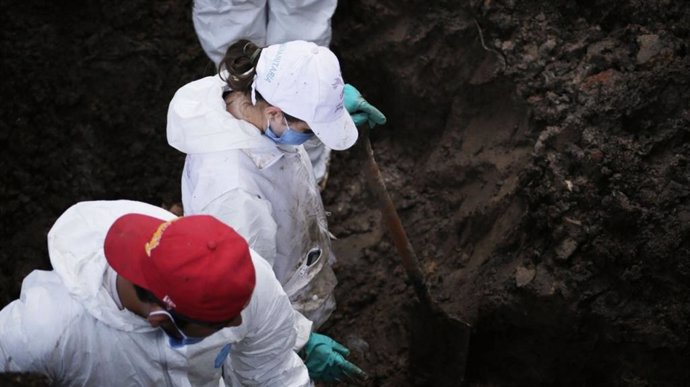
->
[48,200,174,332]
[167,75,275,155]
[192,0,337,67]
[168,73,332,184]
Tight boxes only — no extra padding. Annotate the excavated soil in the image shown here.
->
[1,0,689,386]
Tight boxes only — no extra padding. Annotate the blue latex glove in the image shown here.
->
[302,332,367,382]
[343,84,387,128]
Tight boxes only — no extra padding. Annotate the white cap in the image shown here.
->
[253,40,358,151]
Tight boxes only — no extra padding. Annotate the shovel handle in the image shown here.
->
[358,126,433,307]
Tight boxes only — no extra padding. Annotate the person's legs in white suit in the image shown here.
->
[193,0,269,66]
[265,0,337,46]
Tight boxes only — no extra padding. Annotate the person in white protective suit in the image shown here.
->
[0,200,311,387]
[167,39,383,382]
[193,0,336,67]
[192,0,385,187]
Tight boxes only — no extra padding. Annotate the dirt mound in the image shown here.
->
[1,0,688,386]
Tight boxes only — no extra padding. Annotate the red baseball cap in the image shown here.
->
[104,213,255,322]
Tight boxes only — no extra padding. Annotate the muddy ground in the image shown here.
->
[1,0,689,386]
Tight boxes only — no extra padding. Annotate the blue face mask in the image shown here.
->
[265,117,314,145]
[149,310,206,348]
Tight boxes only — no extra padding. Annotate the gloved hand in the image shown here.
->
[302,332,367,382]
[344,84,387,128]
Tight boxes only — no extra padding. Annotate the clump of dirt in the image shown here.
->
[1,0,689,386]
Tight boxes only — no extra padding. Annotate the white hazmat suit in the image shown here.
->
[167,75,337,348]
[192,0,337,67]
[0,200,310,387]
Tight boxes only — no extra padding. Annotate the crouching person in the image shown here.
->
[0,200,311,386]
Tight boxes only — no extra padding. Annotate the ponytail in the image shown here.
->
[219,39,263,91]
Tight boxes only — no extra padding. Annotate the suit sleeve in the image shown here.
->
[223,257,312,387]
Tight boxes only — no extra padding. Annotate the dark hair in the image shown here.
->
[134,285,230,328]
[218,39,262,92]
[218,39,301,124]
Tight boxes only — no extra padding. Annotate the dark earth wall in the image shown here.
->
[326,1,690,386]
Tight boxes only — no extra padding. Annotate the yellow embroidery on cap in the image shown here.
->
[145,218,179,256]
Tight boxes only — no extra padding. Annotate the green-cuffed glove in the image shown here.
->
[302,332,367,382]
[344,84,387,128]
